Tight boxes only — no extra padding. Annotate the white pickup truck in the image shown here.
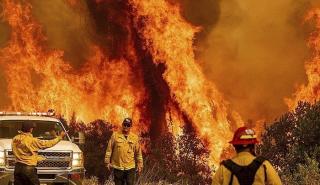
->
[0,112,85,185]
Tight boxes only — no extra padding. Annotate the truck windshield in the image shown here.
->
[0,120,68,140]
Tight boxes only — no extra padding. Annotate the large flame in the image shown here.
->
[286,8,320,108]
[128,0,235,163]
[0,0,239,165]
[0,0,149,132]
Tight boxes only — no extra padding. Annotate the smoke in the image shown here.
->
[28,0,139,62]
[176,0,221,41]
[28,0,92,68]
[198,0,318,121]
[0,0,319,123]
[0,66,10,109]
[0,22,9,48]
[0,0,10,109]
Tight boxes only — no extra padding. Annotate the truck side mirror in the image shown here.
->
[73,132,85,145]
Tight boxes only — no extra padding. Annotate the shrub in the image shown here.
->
[282,155,320,185]
[64,115,211,184]
[258,101,320,184]
[69,119,114,183]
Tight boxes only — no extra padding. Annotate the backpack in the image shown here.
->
[221,156,267,185]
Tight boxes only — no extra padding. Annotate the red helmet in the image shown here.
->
[229,127,259,145]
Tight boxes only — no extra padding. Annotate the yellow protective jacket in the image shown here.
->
[212,152,282,185]
[105,131,143,170]
[12,132,62,166]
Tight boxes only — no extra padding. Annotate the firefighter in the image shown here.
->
[12,122,66,185]
[212,127,282,185]
[105,118,143,185]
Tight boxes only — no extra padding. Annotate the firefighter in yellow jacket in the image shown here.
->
[12,122,65,185]
[212,127,282,185]
[105,118,143,185]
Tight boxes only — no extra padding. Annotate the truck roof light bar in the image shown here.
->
[0,109,55,117]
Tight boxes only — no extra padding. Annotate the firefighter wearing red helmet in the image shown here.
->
[212,127,282,185]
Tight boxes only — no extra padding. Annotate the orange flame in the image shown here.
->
[0,0,240,165]
[286,8,320,109]
[128,0,235,164]
[0,0,149,132]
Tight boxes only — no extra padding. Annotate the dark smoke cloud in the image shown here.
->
[85,0,132,59]
[29,0,134,65]
[0,23,9,48]
[178,0,221,39]
[0,0,10,108]
[0,0,10,48]
[168,0,221,49]
[167,0,221,27]
[29,0,92,68]
[0,66,10,109]
[199,0,318,121]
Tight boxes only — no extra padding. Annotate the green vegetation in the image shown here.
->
[258,101,320,185]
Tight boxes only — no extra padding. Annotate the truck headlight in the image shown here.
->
[72,152,83,167]
[0,151,4,166]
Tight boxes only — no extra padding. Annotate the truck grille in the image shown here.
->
[5,150,72,169]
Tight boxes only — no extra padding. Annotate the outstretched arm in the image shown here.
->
[30,134,63,150]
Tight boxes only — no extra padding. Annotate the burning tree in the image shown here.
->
[0,0,238,166]
[1,0,320,184]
